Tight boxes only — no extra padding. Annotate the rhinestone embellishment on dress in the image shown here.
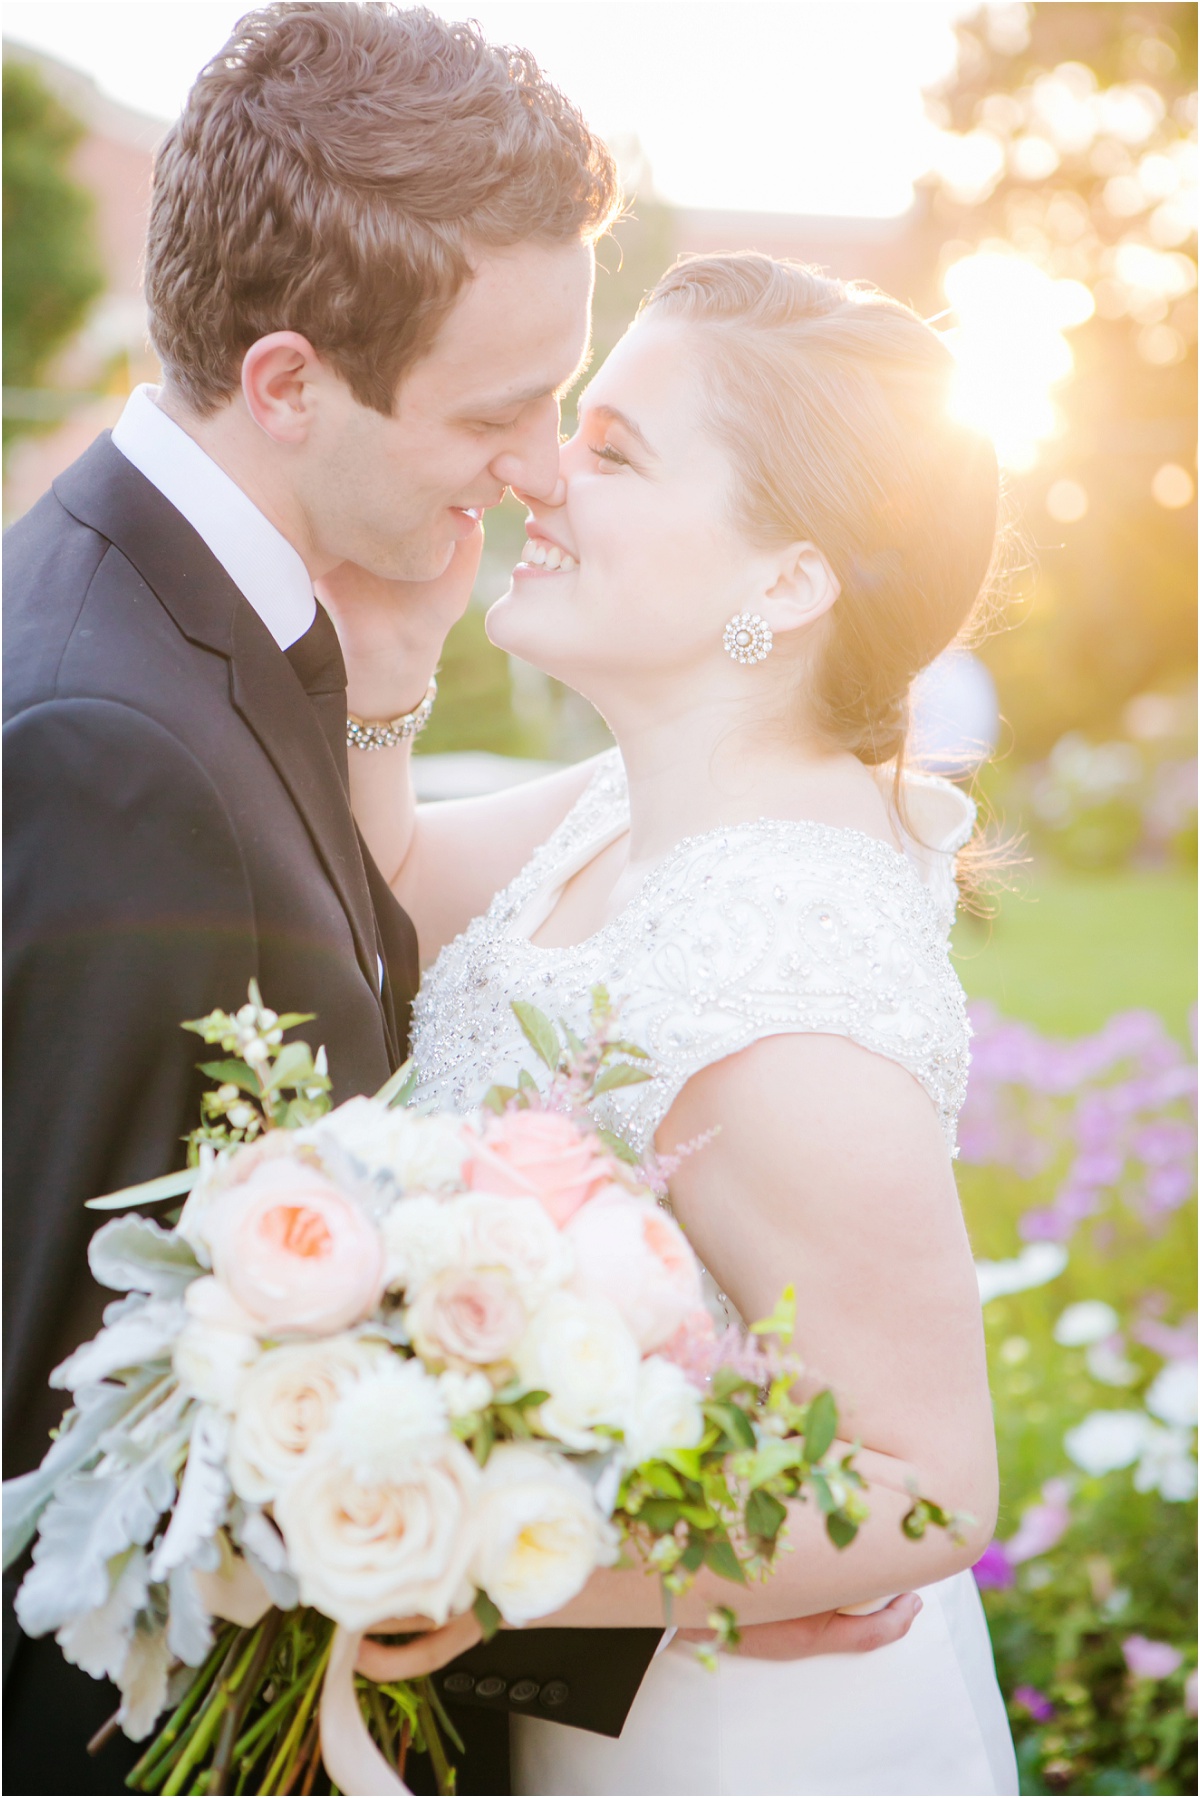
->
[410,749,972,1163]
[722,612,774,664]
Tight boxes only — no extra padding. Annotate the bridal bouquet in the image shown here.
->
[3,984,951,1796]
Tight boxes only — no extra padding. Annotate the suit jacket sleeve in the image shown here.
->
[3,697,257,1476]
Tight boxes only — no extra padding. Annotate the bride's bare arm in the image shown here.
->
[317,553,601,962]
[524,1032,998,1629]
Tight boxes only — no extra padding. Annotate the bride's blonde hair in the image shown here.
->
[640,253,1002,773]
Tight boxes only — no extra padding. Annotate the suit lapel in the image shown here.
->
[54,435,390,1024]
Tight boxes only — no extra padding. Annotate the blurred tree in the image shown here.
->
[922,3,1197,756]
[2,58,105,449]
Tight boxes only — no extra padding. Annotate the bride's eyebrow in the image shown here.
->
[582,401,658,460]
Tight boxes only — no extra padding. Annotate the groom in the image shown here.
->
[4,6,916,1793]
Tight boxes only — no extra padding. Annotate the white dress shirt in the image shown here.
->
[112,386,383,992]
[111,384,316,650]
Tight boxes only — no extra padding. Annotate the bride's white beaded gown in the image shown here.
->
[412,750,1018,1797]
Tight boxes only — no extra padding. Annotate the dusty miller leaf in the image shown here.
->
[89,1216,202,1298]
[148,1409,230,1582]
[50,1299,185,1393]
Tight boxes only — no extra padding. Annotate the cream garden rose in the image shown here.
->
[565,1191,703,1351]
[622,1354,705,1467]
[274,1434,481,1630]
[515,1291,641,1450]
[469,1444,617,1626]
[408,1268,528,1369]
[311,1097,473,1195]
[451,1193,574,1307]
[207,1158,386,1336]
[228,1335,383,1504]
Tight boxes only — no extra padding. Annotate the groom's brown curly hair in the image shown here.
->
[145,3,620,416]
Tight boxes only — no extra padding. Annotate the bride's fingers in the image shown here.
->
[356,1610,484,1681]
[682,1593,923,1662]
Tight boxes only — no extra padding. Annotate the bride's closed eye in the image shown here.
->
[588,440,629,468]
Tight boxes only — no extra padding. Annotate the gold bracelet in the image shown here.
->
[346,676,437,751]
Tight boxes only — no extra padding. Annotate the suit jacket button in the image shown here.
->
[540,1681,570,1707]
[442,1673,475,1696]
[510,1680,540,1703]
[475,1676,507,1699]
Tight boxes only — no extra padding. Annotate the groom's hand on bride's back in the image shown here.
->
[677,1593,922,1660]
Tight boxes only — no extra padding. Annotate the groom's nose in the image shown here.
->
[488,398,565,506]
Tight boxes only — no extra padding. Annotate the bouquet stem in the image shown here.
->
[209,1614,283,1794]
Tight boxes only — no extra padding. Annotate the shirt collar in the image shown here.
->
[111,385,316,651]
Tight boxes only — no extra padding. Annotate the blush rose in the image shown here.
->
[463,1111,611,1227]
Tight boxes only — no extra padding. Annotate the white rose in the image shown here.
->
[470,1444,617,1626]
[515,1292,641,1451]
[312,1098,471,1194]
[275,1434,480,1630]
[439,1369,493,1417]
[381,1194,461,1296]
[228,1335,384,1504]
[326,1357,448,1484]
[621,1355,705,1468]
[173,1315,261,1412]
[450,1194,574,1309]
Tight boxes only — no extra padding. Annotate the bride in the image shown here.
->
[322,252,1018,1797]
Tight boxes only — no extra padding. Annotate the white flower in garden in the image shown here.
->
[326,1357,448,1484]
[975,1244,1068,1306]
[173,1313,260,1412]
[1055,1301,1120,1347]
[1133,1422,1197,1503]
[1063,1410,1149,1476]
[312,1097,471,1194]
[274,1434,480,1630]
[1145,1359,1199,1429]
[1084,1337,1140,1388]
[381,1194,461,1296]
[228,1335,384,1504]
[622,1355,705,1468]
[438,1368,493,1417]
[468,1444,617,1626]
[450,1193,574,1309]
[515,1291,641,1451]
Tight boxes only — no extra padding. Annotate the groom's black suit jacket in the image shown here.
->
[3,436,658,1794]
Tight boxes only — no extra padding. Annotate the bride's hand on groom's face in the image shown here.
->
[317,532,484,719]
[677,1593,923,1661]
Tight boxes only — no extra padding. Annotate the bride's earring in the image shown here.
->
[723,612,774,664]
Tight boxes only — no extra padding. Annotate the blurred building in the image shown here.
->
[2,42,166,522]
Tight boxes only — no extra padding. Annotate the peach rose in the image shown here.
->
[565,1192,703,1351]
[207,1158,385,1336]
[408,1268,527,1367]
[464,1111,611,1227]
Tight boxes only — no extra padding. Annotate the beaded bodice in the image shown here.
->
[411,750,973,1156]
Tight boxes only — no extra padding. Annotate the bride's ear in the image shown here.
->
[761,542,841,639]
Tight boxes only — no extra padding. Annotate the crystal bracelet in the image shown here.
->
[346,675,437,751]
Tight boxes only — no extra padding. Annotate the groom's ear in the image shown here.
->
[762,541,841,639]
[241,332,324,445]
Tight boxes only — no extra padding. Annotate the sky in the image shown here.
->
[3,0,979,217]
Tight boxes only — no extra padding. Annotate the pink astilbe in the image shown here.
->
[659,1308,796,1390]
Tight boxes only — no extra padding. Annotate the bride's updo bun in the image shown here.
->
[641,253,1000,768]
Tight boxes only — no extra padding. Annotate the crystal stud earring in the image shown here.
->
[723,612,774,664]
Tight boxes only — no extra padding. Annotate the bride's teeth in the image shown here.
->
[559,553,577,571]
[521,539,577,571]
[543,544,563,570]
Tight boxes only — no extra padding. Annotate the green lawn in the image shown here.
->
[952,866,1197,1041]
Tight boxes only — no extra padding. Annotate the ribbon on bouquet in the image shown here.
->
[322,1616,485,1797]
[198,1557,482,1795]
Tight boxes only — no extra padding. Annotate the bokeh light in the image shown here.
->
[942,251,1095,469]
[1046,478,1089,523]
[1151,463,1196,509]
